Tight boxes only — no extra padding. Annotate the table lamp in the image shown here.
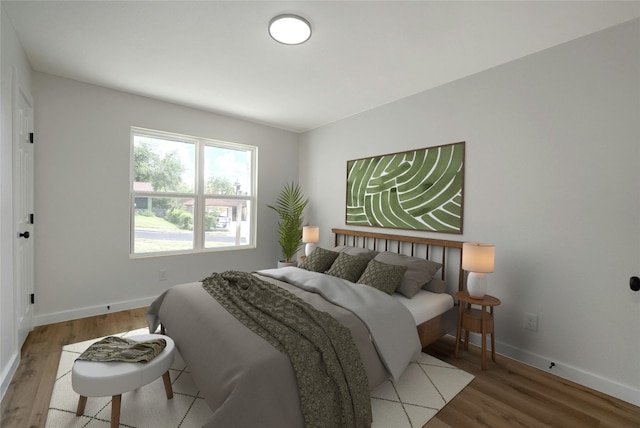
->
[302,226,319,256]
[462,242,495,298]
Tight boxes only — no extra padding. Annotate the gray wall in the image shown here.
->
[299,19,640,404]
[31,73,299,324]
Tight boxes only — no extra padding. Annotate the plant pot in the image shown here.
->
[277,260,297,268]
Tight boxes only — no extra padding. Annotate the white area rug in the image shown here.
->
[47,328,473,427]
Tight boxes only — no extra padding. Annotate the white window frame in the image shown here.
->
[130,127,257,257]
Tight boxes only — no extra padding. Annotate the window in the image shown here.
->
[130,127,256,256]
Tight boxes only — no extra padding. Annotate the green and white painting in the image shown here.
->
[346,142,465,233]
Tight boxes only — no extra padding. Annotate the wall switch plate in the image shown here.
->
[524,313,538,331]
[159,269,167,281]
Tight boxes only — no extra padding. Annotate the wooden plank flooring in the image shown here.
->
[1,308,148,428]
[423,338,640,427]
[2,308,639,427]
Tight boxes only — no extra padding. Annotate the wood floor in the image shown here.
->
[2,308,639,428]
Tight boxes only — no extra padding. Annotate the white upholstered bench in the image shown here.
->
[71,334,175,428]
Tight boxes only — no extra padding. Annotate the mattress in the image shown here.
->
[393,290,454,325]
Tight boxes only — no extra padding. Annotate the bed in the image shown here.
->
[331,228,464,348]
[146,228,464,428]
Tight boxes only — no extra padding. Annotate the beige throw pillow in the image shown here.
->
[373,252,442,298]
[331,245,378,261]
[422,278,447,293]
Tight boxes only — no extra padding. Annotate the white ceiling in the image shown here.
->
[4,1,639,132]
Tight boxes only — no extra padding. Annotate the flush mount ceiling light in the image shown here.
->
[269,14,311,45]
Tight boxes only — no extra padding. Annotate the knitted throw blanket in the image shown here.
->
[201,271,372,428]
[77,336,166,363]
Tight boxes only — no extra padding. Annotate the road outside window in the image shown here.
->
[131,127,256,256]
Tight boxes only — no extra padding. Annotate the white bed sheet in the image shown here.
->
[393,290,454,325]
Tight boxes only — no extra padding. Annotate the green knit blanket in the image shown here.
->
[77,336,166,363]
[201,271,372,428]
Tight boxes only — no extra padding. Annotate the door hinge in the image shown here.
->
[29,132,34,144]
[30,293,35,304]
[29,213,34,224]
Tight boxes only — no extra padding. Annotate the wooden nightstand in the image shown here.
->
[454,291,501,370]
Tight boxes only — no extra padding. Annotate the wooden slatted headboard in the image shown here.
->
[332,228,465,292]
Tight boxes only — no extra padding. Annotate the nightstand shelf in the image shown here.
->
[454,291,501,370]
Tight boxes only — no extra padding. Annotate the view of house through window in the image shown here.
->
[131,127,256,256]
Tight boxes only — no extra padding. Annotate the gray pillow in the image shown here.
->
[357,259,408,295]
[422,278,447,293]
[299,247,339,273]
[373,252,442,298]
[326,252,370,283]
[331,245,378,261]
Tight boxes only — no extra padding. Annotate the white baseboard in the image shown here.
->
[455,332,640,407]
[34,296,155,327]
[5,297,153,403]
[1,351,20,403]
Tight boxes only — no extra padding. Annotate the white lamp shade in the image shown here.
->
[462,243,495,273]
[302,226,319,243]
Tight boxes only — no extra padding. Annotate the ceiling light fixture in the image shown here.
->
[269,14,311,45]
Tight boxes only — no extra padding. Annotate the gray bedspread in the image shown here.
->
[258,267,422,380]
[146,268,418,428]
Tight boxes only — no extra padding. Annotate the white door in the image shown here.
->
[13,77,34,346]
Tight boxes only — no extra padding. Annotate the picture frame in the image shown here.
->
[346,142,465,234]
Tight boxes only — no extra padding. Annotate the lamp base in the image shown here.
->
[305,243,317,257]
[467,272,488,298]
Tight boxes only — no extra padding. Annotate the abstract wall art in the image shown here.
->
[346,142,465,233]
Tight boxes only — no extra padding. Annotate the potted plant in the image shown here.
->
[267,182,309,267]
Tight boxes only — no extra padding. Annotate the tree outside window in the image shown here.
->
[131,127,256,256]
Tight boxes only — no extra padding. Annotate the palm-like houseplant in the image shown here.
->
[267,182,309,264]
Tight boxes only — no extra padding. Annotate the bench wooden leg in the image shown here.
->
[162,371,174,399]
[111,394,121,428]
[76,395,87,416]
[491,332,496,362]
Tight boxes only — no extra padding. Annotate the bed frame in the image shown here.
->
[332,228,464,348]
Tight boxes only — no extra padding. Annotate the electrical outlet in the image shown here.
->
[159,269,167,281]
[524,313,538,331]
